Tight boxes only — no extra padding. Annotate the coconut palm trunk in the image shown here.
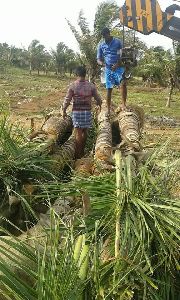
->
[166,74,175,108]
[28,116,73,157]
[49,134,76,174]
[42,115,73,142]
[0,127,76,229]
[118,105,144,156]
[94,106,113,172]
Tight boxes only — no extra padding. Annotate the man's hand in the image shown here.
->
[111,61,123,71]
[111,63,119,71]
[97,59,105,67]
[63,111,67,119]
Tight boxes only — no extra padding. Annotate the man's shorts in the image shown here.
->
[105,67,125,89]
[72,111,92,128]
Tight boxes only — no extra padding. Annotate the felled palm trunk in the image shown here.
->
[27,116,73,159]
[94,106,114,173]
[28,115,73,149]
[0,120,75,230]
[49,134,76,174]
[74,157,94,175]
[0,134,74,231]
[118,105,144,156]
[42,115,73,143]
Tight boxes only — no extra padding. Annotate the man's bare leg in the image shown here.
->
[82,129,88,153]
[107,88,113,115]
[120,80,127,109]
[75,128,83,159]
[75,128,88,159]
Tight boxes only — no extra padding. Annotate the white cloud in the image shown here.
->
[0,0,179,51]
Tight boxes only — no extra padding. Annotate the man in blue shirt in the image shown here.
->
[97,27,127,114]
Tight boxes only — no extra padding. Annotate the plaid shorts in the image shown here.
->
[72,111,92,128]
[105,67,125,89]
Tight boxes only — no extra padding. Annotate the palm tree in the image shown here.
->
[28,40,46,75]
[66,1,119,81]
[51,42,77,75]
[0,43,10,61]
[173,41,180,89]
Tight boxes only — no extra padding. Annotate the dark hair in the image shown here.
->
[101,27,110,36]
[75,66,86,77]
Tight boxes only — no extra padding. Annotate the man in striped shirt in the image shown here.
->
[63,66,102,159]
[97,27,127,115]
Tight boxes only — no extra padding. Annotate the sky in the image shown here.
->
[0,0,179,52]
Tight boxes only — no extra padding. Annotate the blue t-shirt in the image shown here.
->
[97,38,122,67]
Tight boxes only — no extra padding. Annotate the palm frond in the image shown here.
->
[0,143,179,299]
[94,1,119,42]
[78,10,90,36]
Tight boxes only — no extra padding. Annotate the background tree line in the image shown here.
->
[0,1,179,89]
[0,41,79,76]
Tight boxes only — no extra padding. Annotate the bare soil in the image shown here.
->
[8,90,180,154]
[8,91,65,131]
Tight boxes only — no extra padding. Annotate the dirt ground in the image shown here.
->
[143,126,180,150]
[8,91,64,131]
[8,89,180,153]
[3,79,179,199]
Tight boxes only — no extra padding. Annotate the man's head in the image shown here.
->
[101,27,111,42]
[75,66,86,78]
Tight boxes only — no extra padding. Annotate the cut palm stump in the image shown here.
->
[74,157,94,176]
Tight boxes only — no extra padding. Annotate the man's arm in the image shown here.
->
[62,86,73,119]
[92,85,102,109]
[97,44,104,66]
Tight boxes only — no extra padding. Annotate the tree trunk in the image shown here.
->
[29,62,32,75]
[49,135,76,174]
[0,196,71,276]
[166,75,174,108]
[94,105,113,172]
[118,105,144,156]
[45,62,48,76]
[41,115,73,143]
[27,116,73,163]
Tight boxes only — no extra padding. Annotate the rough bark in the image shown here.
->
[0,197,71,273]
[166,75,175,108]
[74,157,94,175]
[49,135,76,174]
[0,119,75,230]
[27,116,73,158]
[42,115,73,142]
[94,106,114,173]
[118,105,144,156]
